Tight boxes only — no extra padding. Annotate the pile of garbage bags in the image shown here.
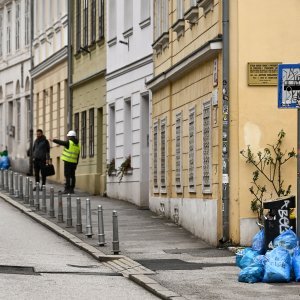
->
[0,150,9,170]
[236,228,300,283]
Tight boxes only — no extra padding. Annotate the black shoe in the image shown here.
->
[33,187,37,191]
[62,189,70,194]
[69,189,75,194]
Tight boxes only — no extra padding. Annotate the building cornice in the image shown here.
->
[146,36,222,92]
[70,69,106,89]
[106,54,153,82]
[30,46,68,79]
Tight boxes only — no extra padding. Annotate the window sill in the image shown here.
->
[172,19,185,39]
[152,32,169,54]
[97,37,105,47]
[139,17,151,29]
[197,0,214,15]
[107,37,117,47]
[88,42,97,51]
[124,168,133,175]
[184,6,199,25]
[74,51,81,60]
[123,27,133,39]
[108,170,117,177]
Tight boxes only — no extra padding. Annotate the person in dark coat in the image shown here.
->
[51,130,80,194]
[32,129,50,190]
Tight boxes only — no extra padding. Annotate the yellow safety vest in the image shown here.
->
[61,140,80,163]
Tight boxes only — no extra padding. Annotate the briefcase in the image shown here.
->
[45,164,55,177]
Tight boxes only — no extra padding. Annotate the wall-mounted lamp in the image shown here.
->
[119,39,129,51]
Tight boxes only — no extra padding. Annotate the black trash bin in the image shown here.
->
[263,195,296,250]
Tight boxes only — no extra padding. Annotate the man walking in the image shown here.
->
[33,129,50,190]
[51,130,80,194]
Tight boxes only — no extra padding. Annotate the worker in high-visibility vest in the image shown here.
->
[51,130,80,194]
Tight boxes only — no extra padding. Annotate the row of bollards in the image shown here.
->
[0,169,120,254]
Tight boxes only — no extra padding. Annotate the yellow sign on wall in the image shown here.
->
[248,62,280,86]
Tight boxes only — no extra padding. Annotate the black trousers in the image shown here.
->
[34,159,46,186]
[64,161,77,190]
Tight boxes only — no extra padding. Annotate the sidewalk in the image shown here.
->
[1,177,300,299]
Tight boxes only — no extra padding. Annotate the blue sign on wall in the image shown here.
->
[278,64,300,109]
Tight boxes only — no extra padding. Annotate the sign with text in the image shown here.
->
[278,64,300,109]
[248,62,279,86]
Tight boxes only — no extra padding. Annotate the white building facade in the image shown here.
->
[106,0,153,207]
[0,0,31,173]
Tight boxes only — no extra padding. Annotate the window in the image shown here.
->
[109,105,116,160]
[76,0,81,52]
[0,104,3,141]
[16,1,20,51]
[83,0,89,47]
[177,0,184,19]
[89,108,94,157]
[26,97,30,141]
[91,0,96,44]
[81,111,87,158]
[16,100,21,142]
[108,0,116,40]
[124,0,133,32]
[98,0,104,40]
[175,112,182,192]
[162,0,169,33]
[7,7,11,54]
[0,11,3,57]
[74,113,79,140]
[124,99,132,157]
[153,121,159,190]
[190,0,197,6]
[25,0,30,46]
[202,101,212,193]
[160,118,167,192]
[154,0,169,40]
[188,107,196,192]
[141,0,150,22]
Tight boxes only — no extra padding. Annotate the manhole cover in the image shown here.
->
[0,265,37,275]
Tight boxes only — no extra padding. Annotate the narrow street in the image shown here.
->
[0,200,157,300]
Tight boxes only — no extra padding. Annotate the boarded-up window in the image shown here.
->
[153,121,159,190]
[202,101,212,193]
[175,112,182,192]
[189,107,196,192]
[160,118,167,192]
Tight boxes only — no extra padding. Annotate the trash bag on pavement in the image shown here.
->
[263,246,291,283]
[238,255,265,283]
[0,155,9,169]
[292,246,300,282]
[273,228,298,254]
[252,229,265,254]
[236,247,260,269]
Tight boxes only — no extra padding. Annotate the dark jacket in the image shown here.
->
[33,135,50,161]
[52,137,80,164]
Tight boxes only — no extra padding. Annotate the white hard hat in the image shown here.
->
[67,130,76,137]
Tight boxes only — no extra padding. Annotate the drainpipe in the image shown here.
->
[221,0,230,243]
[67,0,73,131]
[28,0,34,176]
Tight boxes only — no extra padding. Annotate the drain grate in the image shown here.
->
[0,265,38,275]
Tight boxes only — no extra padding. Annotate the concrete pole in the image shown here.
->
[5,170,9,192]
[41,185,47,213]
[57,191,64,223]
[24,177,29,204]
[49,187,55,218]
[85,199,93,238]
[19,175,23,200]
[112,210,120,254]
[35,182,40,210]
[29,180,34,207]
[97,205,105,246]
[9,171,14,195]
[66,194,73,228]
[76,198,82,233]
[14,173,19,198]
[0,169,3,189]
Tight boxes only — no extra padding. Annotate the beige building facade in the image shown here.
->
[149,0,299,246]
[71,0,106,195]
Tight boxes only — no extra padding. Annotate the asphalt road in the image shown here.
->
[0,200,158,300]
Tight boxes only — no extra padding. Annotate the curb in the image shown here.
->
[0,192,185,300]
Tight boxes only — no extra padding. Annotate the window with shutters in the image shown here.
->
[16,100,21,142]
[7,7,11,54]
[74,113,79,140]
[188,107,196,192]
[83,0,89,47]
[160,118,167,193]
[89,108,94,157]
[153,121,159,191]
[202,101,212,194]
[91,0,96,44]
[15,1,20,51]
[81,111,87,159]
[76,0,81,52]
[98,0,104,40]
[175,112,182,193]
[25,0,30,46]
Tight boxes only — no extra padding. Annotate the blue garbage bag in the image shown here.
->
[252,229,265,254]
[238,255,265,283]
[236,247,260,269]
[1,155,9,169]
[292,246,300,282]
[263,246,291,283]
[273,228,298,254]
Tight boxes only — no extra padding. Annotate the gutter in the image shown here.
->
[67,0,72,131]
[221,0,230,243]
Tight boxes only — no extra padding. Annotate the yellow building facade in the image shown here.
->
[149,0,299,246]
[71,0,106,195]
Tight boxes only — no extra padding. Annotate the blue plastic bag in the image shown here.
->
[263,246,291,283]
[1,156,9,169]
[273,228,298,254]
[292,246,300,282]
[236,247,259,269]
[252,229,265,254]
[238,255,265,283]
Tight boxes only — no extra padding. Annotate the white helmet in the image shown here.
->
[67,130,76,137]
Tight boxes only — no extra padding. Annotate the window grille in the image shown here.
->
[188,107,196,191]
[81,111,87,159]
[153,121,159,190]
[91,0,96,43]
[15,2,20,50]
[98,0,104,39]
[160,118,167,191]
[89,108,94,157]
[175,112,182,192]
[83,0,89,47]
[76,0,81,52]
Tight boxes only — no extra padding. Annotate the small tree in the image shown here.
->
[240,130,296,223]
